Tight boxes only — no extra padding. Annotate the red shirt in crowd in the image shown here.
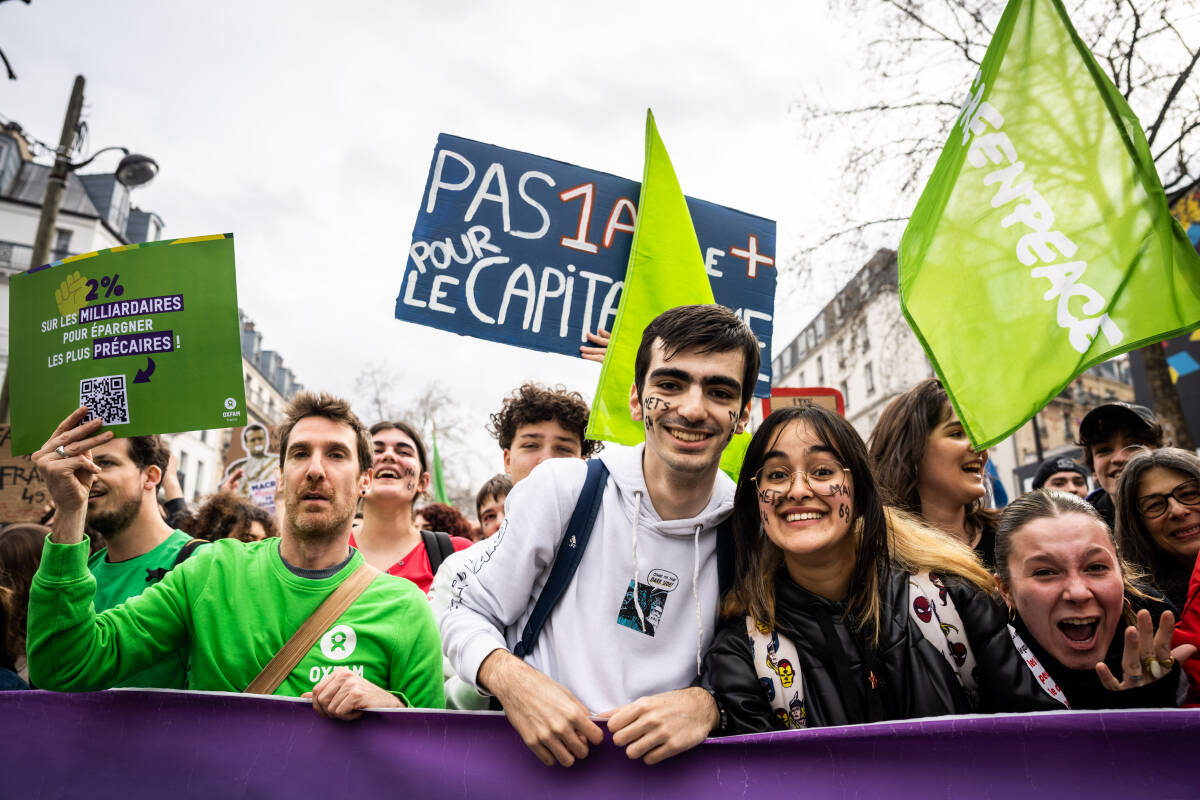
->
[348,532,472,594]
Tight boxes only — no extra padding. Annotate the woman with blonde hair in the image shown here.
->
[700,405,1057,733]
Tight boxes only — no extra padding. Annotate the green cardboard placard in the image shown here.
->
[9,234,247,454]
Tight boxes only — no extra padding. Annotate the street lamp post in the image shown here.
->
[28,75,86,273]
[0,75,160,422]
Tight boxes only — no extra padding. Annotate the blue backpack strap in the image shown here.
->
[715,516,735,597]
[513,458,609,659]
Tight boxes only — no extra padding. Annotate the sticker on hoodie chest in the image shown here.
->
[617,570,677,637]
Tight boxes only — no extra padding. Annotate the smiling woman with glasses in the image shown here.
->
[1114,448,1200,610]
[697,405,1061,735]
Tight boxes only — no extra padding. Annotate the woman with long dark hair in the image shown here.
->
[0,524,48,685]
[701,406,1058,733]
[1113,448,1200,609]
[996,490,1190,709]
[869,378,997,565]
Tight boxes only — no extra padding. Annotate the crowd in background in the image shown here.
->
[1,303,1198,766]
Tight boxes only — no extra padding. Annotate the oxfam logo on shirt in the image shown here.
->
[319,624,357,660]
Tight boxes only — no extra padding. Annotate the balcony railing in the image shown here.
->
[0,240,74,272]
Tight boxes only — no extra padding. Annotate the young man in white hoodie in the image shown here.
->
[440,304,759,767]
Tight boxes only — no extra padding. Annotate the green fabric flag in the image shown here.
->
[900,0,1200,449]
[586,109,751,480]
[431,427,450,504]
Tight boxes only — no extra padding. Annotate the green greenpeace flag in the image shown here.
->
[9,235,247,454]
[431,426,450,504]
[586,110,751,479]
[900,0,1200,449]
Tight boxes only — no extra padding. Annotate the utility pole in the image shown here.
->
[29,75,85,270]
[0,75,85,422]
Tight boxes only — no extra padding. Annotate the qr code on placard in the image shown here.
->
[80,374,130,426]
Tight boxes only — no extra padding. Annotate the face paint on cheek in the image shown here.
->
[642,396,670,431]
[642,396,670,412]
[837,503,850,520]
[758,488,783,506]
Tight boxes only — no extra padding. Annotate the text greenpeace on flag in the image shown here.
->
[959,73,1123,355]
[397,134,777,397]
[899,0,1200,450]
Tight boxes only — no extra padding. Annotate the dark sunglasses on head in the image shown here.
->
[1136,480,1200,519]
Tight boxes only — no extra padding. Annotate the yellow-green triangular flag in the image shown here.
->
[586,109,751,481]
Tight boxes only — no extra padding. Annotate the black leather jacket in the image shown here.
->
[702,566,1063,733]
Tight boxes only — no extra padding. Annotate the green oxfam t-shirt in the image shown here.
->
[88,529,194,689]
[28,536,443,708]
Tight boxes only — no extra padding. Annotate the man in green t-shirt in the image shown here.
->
[82,432,193,688]
[28,393,443,715]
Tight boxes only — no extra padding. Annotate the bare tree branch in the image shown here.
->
[1120,0,1143,99]
[1145,22,1200,146]
[0,46,14,80]
[1154,119,1200,161]
[1163,170,1193,194]
[798,217,911,255]
[810,99,962,118]
[942,0,974,44]
[882,0,983,65]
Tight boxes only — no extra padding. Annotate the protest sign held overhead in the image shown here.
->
[899,0,1200,450]
[8,235,247,454]
[397,133,777,397]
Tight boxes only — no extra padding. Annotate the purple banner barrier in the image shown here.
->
[1,690,1198,798]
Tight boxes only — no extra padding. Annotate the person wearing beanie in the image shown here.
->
[1031,456,1090,499]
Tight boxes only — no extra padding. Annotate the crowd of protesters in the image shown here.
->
[1,303,1198,764]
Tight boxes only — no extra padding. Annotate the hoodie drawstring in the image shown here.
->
[631,490,646,631]
[693,522,703,676]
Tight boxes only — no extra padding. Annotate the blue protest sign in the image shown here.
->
[396,134,777,396]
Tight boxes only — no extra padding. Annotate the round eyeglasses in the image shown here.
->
[1136,479,1200,519]
[752,461,848,497]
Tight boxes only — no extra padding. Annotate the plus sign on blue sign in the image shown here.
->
[396,133,777,397]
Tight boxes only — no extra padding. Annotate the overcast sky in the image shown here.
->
[4,1,900,488]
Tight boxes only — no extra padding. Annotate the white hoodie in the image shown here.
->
[439,443,735,712]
